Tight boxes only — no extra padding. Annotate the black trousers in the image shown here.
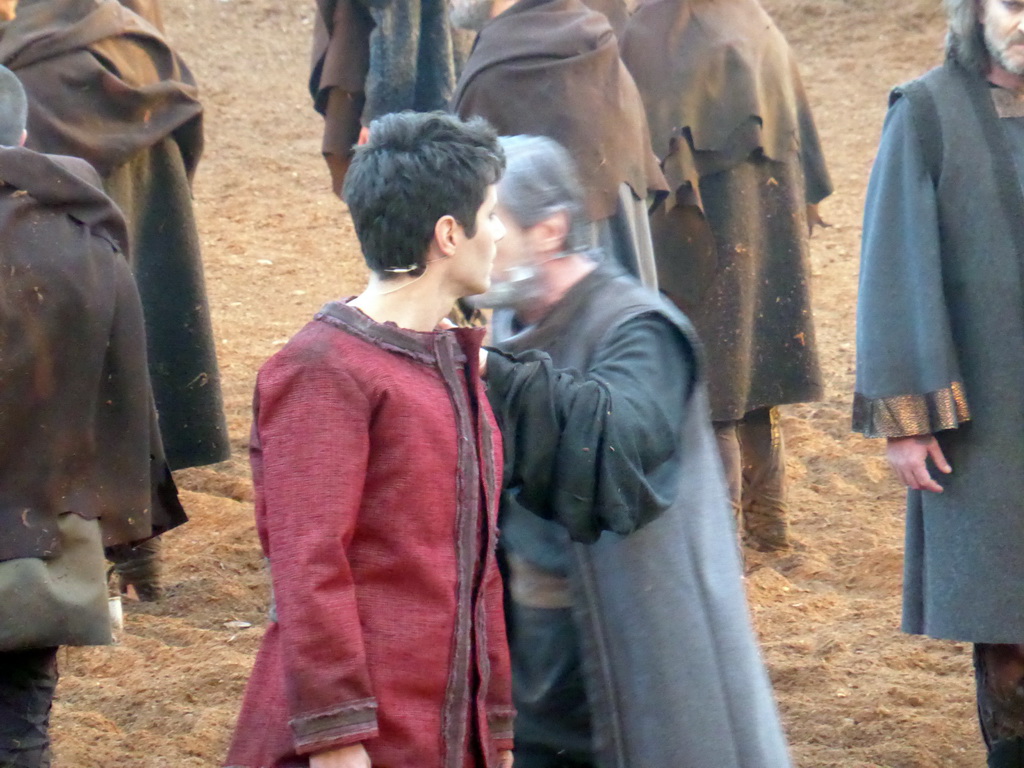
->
[0,648,58,768]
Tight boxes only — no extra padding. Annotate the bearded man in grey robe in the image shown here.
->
[855,0,1024,764]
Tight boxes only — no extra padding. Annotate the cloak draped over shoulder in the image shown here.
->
[619,0,831,210]
[0,0,229,468]
[0,146,185,563]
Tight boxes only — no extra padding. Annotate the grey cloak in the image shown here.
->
[855,61,1024,643]
[620,0,832,420]
[0,0,229,469]
[487,264,793,768]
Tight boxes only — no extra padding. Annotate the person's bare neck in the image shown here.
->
[518,253,597,326]
[349,270,459,332]
[988,61,1024,95]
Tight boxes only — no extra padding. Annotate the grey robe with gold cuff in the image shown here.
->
[856,61,1024,643]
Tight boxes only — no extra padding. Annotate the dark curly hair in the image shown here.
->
[343,111,505,278]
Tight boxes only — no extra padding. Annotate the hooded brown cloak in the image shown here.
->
[620,0,831,209]
[621,0,832,420]
[0,146,185,563]
[451,0,666,223]
[0,0,229,468]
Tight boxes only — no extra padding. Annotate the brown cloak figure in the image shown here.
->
[451,0,668,286]
[621,0,833,550]
[0,0,230,472]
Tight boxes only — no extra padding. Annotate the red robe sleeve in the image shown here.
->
[253,349,378,755]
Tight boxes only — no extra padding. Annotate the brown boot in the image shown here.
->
[738,407,790,552]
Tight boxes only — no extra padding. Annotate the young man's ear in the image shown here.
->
[433,214,460,259]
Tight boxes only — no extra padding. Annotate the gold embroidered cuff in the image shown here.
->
[852,382,970,438]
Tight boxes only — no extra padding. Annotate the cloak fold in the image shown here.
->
[491,266,793,768]
[856,62,1024,642]
[621,0,830,419]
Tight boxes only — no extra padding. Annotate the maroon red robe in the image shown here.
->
[226,302,513,768]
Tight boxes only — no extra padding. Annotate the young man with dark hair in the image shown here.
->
[226,111,514,768]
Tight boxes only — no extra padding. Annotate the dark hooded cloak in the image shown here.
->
[0,145,185,563]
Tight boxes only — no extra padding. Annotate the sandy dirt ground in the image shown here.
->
[44,0,986,766]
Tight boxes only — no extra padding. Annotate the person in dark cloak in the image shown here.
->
[0,64,185,768]
[449,0,668,288]
[0,0,229,598]
[477,135,792,768]
[855,0,1024,764]
[310,0,474,195]
[619,0,833,551]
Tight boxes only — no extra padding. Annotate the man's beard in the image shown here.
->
[450,0,494,30]
[985,26,1024,76]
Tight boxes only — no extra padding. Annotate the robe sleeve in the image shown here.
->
[253,353,379,755]
[485,314,695,544]
[853,95,970,438]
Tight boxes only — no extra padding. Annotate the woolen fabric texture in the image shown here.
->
[856,61,1024,643]
[310,0,473,158]
[226,303,513,768]
[0,0,229,469]
[0,146,184,564]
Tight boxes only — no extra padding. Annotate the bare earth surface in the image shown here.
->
[47,1,981,766]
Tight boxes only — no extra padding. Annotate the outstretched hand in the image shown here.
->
[886,435,951,493]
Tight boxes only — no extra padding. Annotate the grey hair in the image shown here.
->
[497,135,594,254]
[0,65,26,146]
[945,0,989,74]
